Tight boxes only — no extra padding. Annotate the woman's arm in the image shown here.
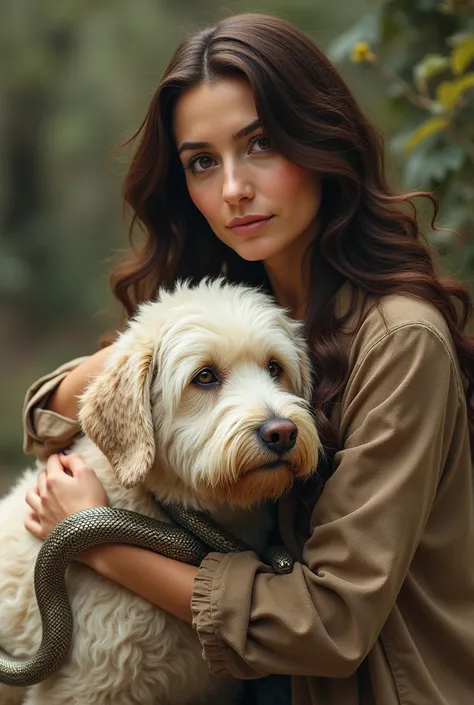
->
[47,346,112,420]
[83,544,197,623]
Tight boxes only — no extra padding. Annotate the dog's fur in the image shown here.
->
[0,279,320,705]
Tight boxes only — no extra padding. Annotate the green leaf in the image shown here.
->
[447,31,474,48]
[437,73,474,111]
[451,35,474,76]
[403,141,465,187]
[405,116,449,151]
[413,54,451,91]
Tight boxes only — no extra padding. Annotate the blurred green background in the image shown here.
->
[1,0,473,493]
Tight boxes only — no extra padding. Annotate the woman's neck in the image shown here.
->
[264,226,315,321]
[265,266,307,321]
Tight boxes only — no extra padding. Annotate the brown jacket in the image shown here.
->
[23,293,474,704]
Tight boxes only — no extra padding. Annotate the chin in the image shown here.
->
[232,239,286,263]
[208,465,295,508]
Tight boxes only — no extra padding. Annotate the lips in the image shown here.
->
[227,215,274,236]
[227,214,273,228]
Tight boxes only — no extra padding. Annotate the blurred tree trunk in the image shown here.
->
[1,25,76,328]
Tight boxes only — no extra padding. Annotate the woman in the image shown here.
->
[22,12,474,705]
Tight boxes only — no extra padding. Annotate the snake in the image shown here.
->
[0,502,294,687]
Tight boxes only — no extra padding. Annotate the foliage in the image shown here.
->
[330,0,474,281]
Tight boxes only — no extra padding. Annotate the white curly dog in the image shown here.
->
[0,279,321,705]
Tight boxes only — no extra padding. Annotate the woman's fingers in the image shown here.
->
[25,487,42,513]
[24,512,43,539]
[58,452,91,477]
[45,453,68,478]
[37,468,48,497]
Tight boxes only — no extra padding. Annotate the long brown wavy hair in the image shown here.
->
[110,12,474,459]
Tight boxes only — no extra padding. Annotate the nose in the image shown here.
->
[258,418,298,455]
[222,164,254,204]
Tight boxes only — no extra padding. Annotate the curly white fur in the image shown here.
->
[0,279,321,705]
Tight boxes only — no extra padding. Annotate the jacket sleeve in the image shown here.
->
[190,323,462,679]
[23,357,89,461]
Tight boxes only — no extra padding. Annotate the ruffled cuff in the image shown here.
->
[191,552,233,675]
[22,357,88,460]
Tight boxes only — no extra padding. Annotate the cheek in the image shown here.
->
[265,162,320,214]
[186,179,219,222]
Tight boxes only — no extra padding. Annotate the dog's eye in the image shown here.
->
[193,368,219,387]
[268,360,283,380]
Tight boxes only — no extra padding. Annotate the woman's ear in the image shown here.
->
[78,341,156,488]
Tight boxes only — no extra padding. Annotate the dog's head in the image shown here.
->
[79,279,321,507]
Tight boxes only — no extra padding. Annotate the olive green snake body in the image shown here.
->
[0,502,294,687]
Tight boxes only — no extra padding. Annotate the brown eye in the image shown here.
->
[193,368,219,387]
[268,360,283,380]
[187,154,216,174]
[252,135,271,152]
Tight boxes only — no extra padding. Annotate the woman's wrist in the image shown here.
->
[75,544,117,574]
[76,543,131,580]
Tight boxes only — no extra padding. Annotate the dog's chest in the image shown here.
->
[203,503,275,554]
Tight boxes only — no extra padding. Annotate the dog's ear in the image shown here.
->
[280,317,314,401]
[296,338,313,401]
[78,341,156,488]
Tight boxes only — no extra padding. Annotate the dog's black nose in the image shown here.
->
[259,418,298,454]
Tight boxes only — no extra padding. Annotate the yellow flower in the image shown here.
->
[351,42,375,64]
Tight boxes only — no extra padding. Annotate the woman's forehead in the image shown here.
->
[173,78,259,146]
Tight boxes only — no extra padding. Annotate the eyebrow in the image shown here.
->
[177,118,261,156]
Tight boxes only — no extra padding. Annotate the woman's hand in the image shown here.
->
[24,452,196,621]
[25,452,109,542]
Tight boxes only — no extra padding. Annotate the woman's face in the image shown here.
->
[173,77,321,266]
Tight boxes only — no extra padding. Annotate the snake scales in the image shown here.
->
[0,502,294,687]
